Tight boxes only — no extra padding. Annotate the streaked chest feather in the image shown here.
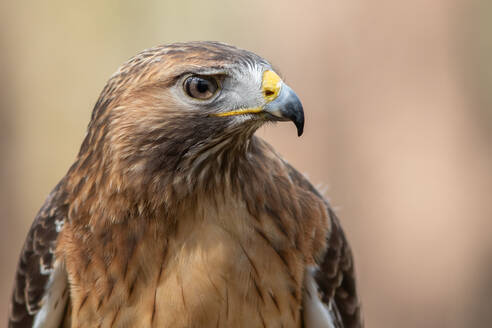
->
[62,196,316,328]
[153,206,304,328]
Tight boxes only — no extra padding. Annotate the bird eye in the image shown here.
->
[183,75,219,100]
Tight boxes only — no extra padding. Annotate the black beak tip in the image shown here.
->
[287,100,304,137]
[295,115,304,137]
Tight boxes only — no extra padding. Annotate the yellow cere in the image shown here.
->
[212,70,282,117]
[262,70,282,102]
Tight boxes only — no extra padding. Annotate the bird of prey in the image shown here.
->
[9,41,362,328]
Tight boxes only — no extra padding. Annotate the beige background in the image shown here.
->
[1,1,491,327]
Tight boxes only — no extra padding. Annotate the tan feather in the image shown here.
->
[10,42,362,328]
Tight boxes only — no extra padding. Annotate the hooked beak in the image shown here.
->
[262,83,304,136]
[212,70,305,136]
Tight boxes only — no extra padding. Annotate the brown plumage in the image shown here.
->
[9,41,362,328]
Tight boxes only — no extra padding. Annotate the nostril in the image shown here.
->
[265,90,275,97]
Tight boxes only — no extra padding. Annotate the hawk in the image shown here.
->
[9,42,362,328]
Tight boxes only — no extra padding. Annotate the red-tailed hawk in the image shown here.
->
[9,42,362,328]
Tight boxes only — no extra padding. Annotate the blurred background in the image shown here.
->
[1,0,491,327]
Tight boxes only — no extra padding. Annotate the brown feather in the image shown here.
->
[10,41,362,328]
[9,181,69,327]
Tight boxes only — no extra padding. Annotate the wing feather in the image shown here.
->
[9,182,70,328]
[314,208,363,327]
[284,162,363,328]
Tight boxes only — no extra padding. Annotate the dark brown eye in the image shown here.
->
[183,75,219,100]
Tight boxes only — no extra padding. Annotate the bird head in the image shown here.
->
[72,42,304,209]
[89,42,303,149]
[116,41,303,135]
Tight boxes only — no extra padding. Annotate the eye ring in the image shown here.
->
[183,75,219,100]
